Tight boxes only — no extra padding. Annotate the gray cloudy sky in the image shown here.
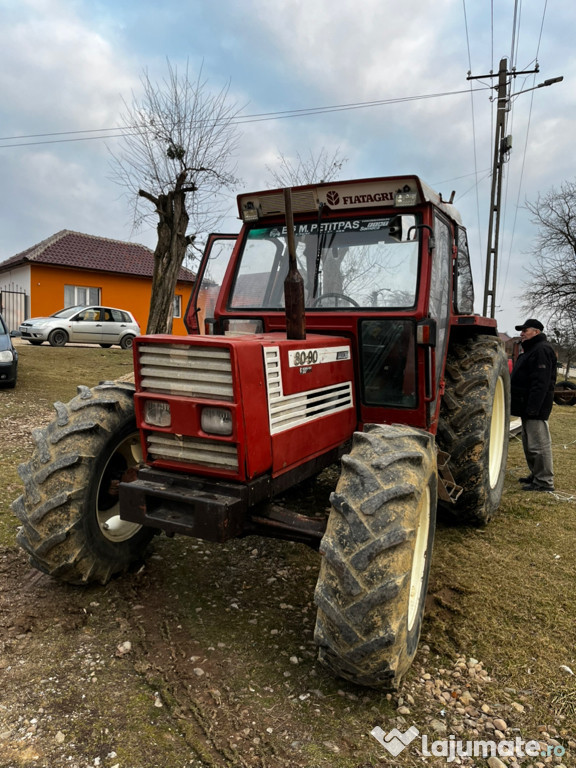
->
[0,0,573,335]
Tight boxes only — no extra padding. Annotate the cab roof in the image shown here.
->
[237,175,462,225]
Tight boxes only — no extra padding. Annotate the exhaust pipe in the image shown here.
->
[283,188,306,340]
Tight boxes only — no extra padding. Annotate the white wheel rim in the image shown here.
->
[96,434,143,542]
[488,375,506,489]
[407,486,430,632]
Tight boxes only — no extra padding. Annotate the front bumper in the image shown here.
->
[118,463,331,546]
[119,468,251,541]
[19,328,49,341]
[0,361,17,384]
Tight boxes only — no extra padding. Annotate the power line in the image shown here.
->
[0,86,487,149]
[497,0,550,310]
[462,0,485,276]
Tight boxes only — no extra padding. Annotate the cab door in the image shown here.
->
[185,234,237,334]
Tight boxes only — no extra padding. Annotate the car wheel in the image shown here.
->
[120,335,135,350]
[28,341,43,346]
[48,329,68,347]
[100,344,113,349]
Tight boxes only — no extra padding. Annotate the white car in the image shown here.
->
[19,305,141,349]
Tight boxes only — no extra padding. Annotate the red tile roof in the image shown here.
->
[0,230,196,283]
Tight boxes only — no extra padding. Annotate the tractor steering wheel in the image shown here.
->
[311,292,360,308]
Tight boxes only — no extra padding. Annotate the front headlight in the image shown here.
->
[201,407,233,436]
[144,400,171,427]
[0,350,14,363]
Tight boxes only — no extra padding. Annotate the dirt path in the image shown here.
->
[2,521,573,768]
[1,348,574,767]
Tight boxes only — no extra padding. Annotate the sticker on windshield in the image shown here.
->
[255,218,392,240]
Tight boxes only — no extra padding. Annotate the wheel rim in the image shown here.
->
[407,486,430,632]
[96,432,143,542]
[488,375,506,488]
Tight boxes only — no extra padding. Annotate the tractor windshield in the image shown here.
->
[229,215,420,310]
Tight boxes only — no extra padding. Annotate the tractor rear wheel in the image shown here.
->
[314,424,437,688]
[13,382,154,585]
[554,380,576,406]
[437,335,510,525]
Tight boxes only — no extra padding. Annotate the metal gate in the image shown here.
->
[0,290,28,332]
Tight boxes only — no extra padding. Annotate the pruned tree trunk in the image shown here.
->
[111,61,240,335]
[140,172,193,334]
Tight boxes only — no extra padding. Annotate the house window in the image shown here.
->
[173,295,182,318]
[64,285,101,307]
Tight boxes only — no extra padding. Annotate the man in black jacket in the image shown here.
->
[510,318,557,492]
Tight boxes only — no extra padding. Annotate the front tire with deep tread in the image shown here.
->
[13,382,154,585]
[437,335,510,525]
[314,424,437,688]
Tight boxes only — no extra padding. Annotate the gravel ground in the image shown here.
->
[1,349,575,767]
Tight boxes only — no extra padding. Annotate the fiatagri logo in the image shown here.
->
[324,189,395,207]
[326,190,340,206]
[370,724,567,763]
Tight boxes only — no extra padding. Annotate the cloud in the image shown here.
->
[0,0,574,335]
[0,0,137,134]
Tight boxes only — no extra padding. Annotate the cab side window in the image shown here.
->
[454,226,475,314]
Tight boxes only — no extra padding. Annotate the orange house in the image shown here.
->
[0,230,195,334]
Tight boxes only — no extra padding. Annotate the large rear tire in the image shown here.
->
[554,380,576,406]
[13,382,155,585]
[437,335,510,525]
[314,424,437,688]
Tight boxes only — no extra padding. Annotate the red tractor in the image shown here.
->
[14,175,510,688]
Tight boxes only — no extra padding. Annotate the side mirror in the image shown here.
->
[388,215,403,242]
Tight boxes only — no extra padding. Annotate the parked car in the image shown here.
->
[0,312,18,388]
[19,306,140,349]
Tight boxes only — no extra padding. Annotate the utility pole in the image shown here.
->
[467,61,563,319]
[468,58,539,318]
[482,58,510,318]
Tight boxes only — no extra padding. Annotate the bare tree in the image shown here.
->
[550,319,576,380]
[111,61,241,333]
[266,148,347,187]
[521,180,576,328]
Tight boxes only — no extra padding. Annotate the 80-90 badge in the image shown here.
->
[288,346,350,368]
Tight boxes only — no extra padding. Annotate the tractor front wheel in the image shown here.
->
[314,424,437,688]
[13,382,155,585]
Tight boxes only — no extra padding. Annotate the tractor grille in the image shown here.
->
[138,343,233,401]
[264,347,353,434]
[147,433,238,471]
[138,342,237,472]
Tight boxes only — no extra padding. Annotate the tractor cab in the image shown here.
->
[186,175,483,433]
